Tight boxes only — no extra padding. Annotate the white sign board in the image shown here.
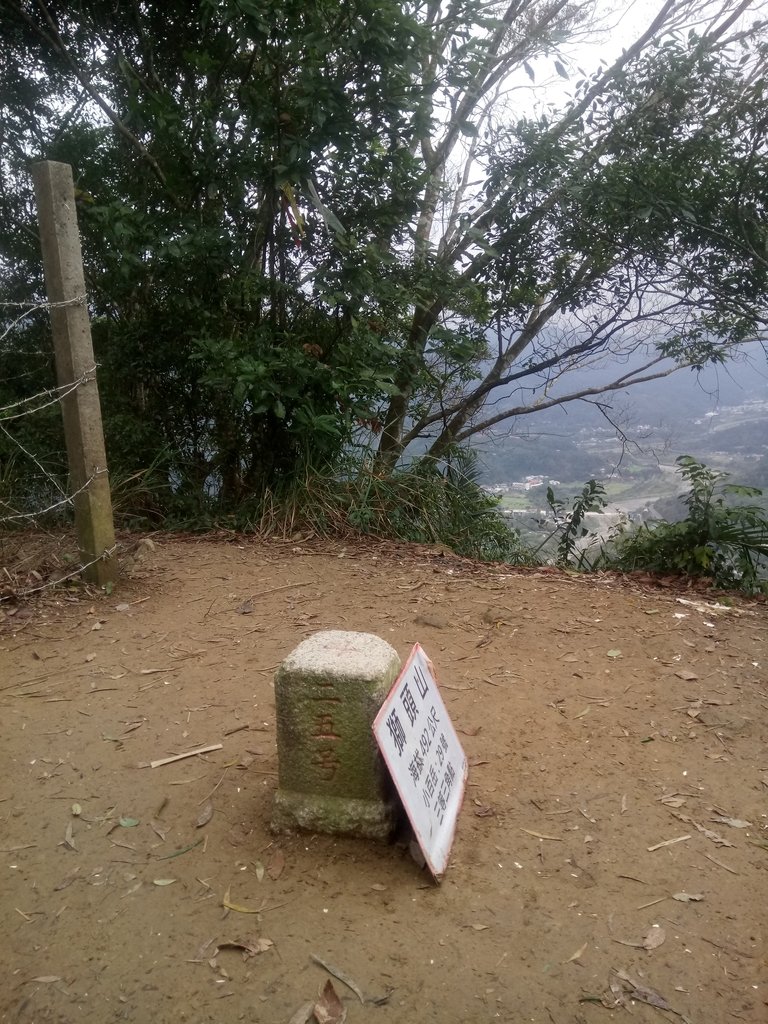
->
[373,644,468,880]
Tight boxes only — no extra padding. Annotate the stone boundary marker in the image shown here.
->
[272,630,401,839]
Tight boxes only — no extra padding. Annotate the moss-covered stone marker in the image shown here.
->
[272,630,401,839]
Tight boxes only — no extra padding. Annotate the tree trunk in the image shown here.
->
[374,302,441,471]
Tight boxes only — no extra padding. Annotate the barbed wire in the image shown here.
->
[0,471,100,524]
[1,294,97,521]
[0,420,67,500]
[2,543,119,600]
[1,291,116,595]
[0,295,86,345]
[0,366,97,421]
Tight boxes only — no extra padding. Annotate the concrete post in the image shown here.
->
[32,161,117,587]
[272,631,402,839]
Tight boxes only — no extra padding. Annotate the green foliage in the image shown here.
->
[2,1,767,526]
[243,447,529,563]
[0,0,424,512]
[539,479,608,568]
[611,456,768,593]
[346,449,529,562]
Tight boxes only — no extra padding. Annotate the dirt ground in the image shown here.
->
[2,535,767,1024]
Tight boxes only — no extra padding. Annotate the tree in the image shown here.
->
[369,0,768,469]
[1,0,426,508]
[1,0,767,518]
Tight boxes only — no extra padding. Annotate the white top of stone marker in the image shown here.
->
[281,630,400,679]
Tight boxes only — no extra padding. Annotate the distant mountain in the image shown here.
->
[472,342,768,485]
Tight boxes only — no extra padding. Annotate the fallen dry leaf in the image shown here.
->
[643,924,666,950]
[196,800,214,828]
[660,793,687,808]
[710,814,751,829]
[53,869,80,891]
[223,887,264,914]
[565,941,588,963]
[614,969,674,1013]
[217,937,273,959]
[267,848,285,880]
[311,954,365,1004]
[62,822,75,851]
[313,979,347,1024]
[286,1002,315,1024]
[674,668,698,681]
[672,812,735,848]
[149,820,168,842]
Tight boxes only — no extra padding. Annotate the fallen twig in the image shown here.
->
[520,828,563,842]
[647,834,690,853]
[223,723,249,736]
[701,852,739,874]
[150,743,223,769]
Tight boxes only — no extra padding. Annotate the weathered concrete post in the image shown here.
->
[32,161,117,587]
[272,631,401,839]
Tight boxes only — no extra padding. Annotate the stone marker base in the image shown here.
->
[271,630,401,840]
[272,790,395,840]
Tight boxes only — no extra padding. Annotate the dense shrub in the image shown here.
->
[610,456,768,593]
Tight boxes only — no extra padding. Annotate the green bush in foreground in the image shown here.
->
[610,456,768,593]
[249,448,530,564]
[539,479,609,568]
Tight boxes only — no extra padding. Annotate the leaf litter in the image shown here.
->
[267,847,286,880]
[216,937,273,959]
[195,800,214,828]
[223,887,264,914]
[614,968,692,1023]
[311,954,365,1004]
[709,814,751,829]
[155,837,203,860]
[61,822,76,851]
[608,915,666,950]
[287,1002,315,1024]
[313,979,347,1024]
[564,941,588,963]
[671,812,735,847]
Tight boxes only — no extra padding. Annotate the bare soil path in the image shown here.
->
[2,536,767,1024]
